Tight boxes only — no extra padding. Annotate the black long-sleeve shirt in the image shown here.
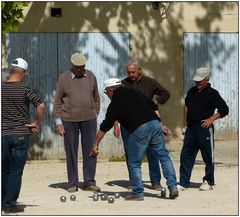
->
[100,86,160,133]
[185,83,229,126]
[121,75,170,104]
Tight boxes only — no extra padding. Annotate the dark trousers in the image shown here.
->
[120,125,161,186]
[63,118,97,187]
[179,125,215,187]
[2,135,29,209]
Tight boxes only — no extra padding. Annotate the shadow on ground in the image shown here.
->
[104,179,177,199]
[49,182,85,190]
[104,179,164,190]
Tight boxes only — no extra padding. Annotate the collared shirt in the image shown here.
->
[121,75,170,104]
[71,71,87,80]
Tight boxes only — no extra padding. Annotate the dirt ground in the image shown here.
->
[15,140,238,216]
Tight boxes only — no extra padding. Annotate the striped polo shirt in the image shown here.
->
[2,81,43,136]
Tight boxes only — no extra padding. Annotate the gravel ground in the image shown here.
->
[11,140,239,215]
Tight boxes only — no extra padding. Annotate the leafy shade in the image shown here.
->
[1,2,29,32]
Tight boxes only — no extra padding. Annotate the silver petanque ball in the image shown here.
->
[114,193,120,199]
[70,195,76,201]
[100,194,108,201]
[60,196,67,202]
[160,187,167,197]
[93,193,98,198]
[108,197,114,204]
[93,195,99,201]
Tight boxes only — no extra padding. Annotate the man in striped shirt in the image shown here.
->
[2,58,45,214]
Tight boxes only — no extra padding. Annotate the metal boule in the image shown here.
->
[100,194,108,201]
[93,193,98,198]
[114,193,120,199]
[60,196,67,202]
[70,195,76,201]
[160,187,167,197]
[93,195,99,201]
[108,196,114,203]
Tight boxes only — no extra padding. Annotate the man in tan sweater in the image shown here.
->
[53,52,100,192]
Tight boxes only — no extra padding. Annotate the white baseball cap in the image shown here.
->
[193,67,210,81]
[71,52,86,66]
[11,58,28,71]
[104,78,121,89]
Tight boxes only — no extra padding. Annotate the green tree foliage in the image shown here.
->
[1,2,29,32]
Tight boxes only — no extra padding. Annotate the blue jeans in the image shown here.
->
[121,126,161,186]
[127,120,177,197]
[180,125,215,186]
[2,134,30,209]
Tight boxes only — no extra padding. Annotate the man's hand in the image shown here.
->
[201,113,220,128]
[201,118,213,128]
[89,145,99,157]
[56,124,65,136]
[162,125,169,137]
[113,122,120,138]
[25,122,40,133]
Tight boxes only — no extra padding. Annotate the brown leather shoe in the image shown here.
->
[82,184,101,192]
[152,184,163,191]
[67,186,78,192]
[125,195,144,201]
[169,188,179,199]
[2,205,25,214]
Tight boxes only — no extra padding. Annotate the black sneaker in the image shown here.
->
[169,188,179,199]
[2,205,25,214]
[125,195,144,201]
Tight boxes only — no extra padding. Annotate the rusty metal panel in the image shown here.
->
[5,32,129,159]
[184,32,238,139]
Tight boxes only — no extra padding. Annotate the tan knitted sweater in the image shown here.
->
[53,70,100,122]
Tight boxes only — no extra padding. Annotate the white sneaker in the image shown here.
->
[199,181,213,191]
[177,184,187,191]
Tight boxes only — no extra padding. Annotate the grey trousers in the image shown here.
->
[63,118,97,187]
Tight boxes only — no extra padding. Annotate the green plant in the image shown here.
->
[108,154,148,162]
[1,2,29,32]
[109,155,126,162]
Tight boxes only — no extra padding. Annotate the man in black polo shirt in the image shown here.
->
[178,67,229,191]
[90,78,178,200]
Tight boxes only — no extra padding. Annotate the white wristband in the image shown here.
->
[55,118,63,125]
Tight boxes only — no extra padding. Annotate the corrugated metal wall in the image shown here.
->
[183,32,238,139]
[6,32,129,159]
